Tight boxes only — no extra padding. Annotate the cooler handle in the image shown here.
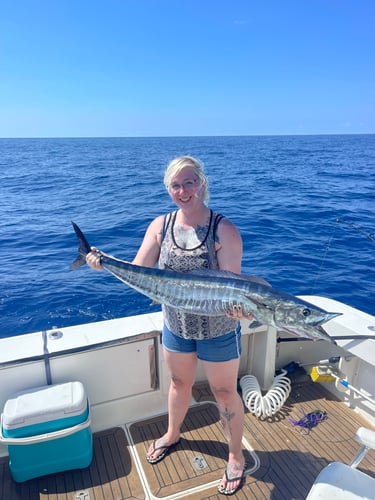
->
[0,414,91,445]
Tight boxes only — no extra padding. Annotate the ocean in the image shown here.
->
[1,135,374,338]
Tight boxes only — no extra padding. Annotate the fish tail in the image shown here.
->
[70,222,91,270]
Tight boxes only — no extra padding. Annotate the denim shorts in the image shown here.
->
[162,323,242,362]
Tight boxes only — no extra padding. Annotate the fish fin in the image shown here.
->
[244,294,271,310]
[70,222,92,270]
[163,266,271,287]
[70,255,87,270]
[187,269,239,279]
[185,268,271,286]
[241,275,272,286]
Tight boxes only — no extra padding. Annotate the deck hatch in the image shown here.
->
[127,401,258,498]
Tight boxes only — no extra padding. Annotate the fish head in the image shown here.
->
[273,301,342,342]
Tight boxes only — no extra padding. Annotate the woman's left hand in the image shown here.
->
[226,305,254,320]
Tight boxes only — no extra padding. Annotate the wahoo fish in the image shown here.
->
[70,222,341,343]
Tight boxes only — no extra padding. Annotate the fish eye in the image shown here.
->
[302,308,311,317]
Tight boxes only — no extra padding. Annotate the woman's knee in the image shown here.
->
[170,373,194,388]
[165,350,197,383]
[210,384,236,403]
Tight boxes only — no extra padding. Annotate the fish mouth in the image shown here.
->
[279,323,337,344]
[310,311,342,327]
[314,324,338,344]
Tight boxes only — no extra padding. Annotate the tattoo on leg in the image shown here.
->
[222,407,235,423]
[220,407,235,440]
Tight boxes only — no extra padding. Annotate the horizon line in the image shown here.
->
[1,132,374,140]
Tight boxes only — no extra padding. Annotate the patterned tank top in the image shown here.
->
[158,209,238,340]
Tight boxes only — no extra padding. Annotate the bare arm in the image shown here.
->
[132,215,164,267]
[216,218,254,319]
[215,217,243,274]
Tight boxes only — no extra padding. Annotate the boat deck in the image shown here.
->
[2,370,375,499]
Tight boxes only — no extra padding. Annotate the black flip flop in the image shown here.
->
[146,439,180,464]
[218,463,247,495]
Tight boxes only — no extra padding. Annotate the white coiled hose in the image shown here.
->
[240,370,291,418]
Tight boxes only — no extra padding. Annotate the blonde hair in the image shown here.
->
[164,156,209,202]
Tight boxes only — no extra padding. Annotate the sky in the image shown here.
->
[1,0,374,138]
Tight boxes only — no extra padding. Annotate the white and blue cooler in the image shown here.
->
[0,381,93,482]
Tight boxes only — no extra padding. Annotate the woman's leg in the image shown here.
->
[147,347,198,461]
[202,358,245,491]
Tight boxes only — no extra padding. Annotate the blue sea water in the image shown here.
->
[1,135,374,338]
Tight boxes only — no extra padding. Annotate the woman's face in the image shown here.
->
[168,167,203,208]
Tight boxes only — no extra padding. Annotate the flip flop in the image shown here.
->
[217,463,247,495]
[146,439,180,464]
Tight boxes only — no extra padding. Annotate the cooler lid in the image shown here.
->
[2,381,88,429]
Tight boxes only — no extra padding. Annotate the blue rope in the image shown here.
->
[289,409,328,429]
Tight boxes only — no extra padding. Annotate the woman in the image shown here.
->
[87,156,248,495]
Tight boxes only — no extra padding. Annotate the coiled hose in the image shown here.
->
[240,370,291,418]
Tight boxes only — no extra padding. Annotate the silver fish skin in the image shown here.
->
[70,222,341,343]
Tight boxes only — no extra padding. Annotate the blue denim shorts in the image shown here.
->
[162,323,242,362]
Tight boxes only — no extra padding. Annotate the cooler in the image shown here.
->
[0,381,93,482]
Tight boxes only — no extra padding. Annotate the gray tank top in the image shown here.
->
[158,210,238,340]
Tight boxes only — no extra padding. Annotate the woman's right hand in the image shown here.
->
[86,247,104,270]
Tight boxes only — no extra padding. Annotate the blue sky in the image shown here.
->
[1,0,374,137]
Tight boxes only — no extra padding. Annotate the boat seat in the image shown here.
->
[306,427,375,499]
